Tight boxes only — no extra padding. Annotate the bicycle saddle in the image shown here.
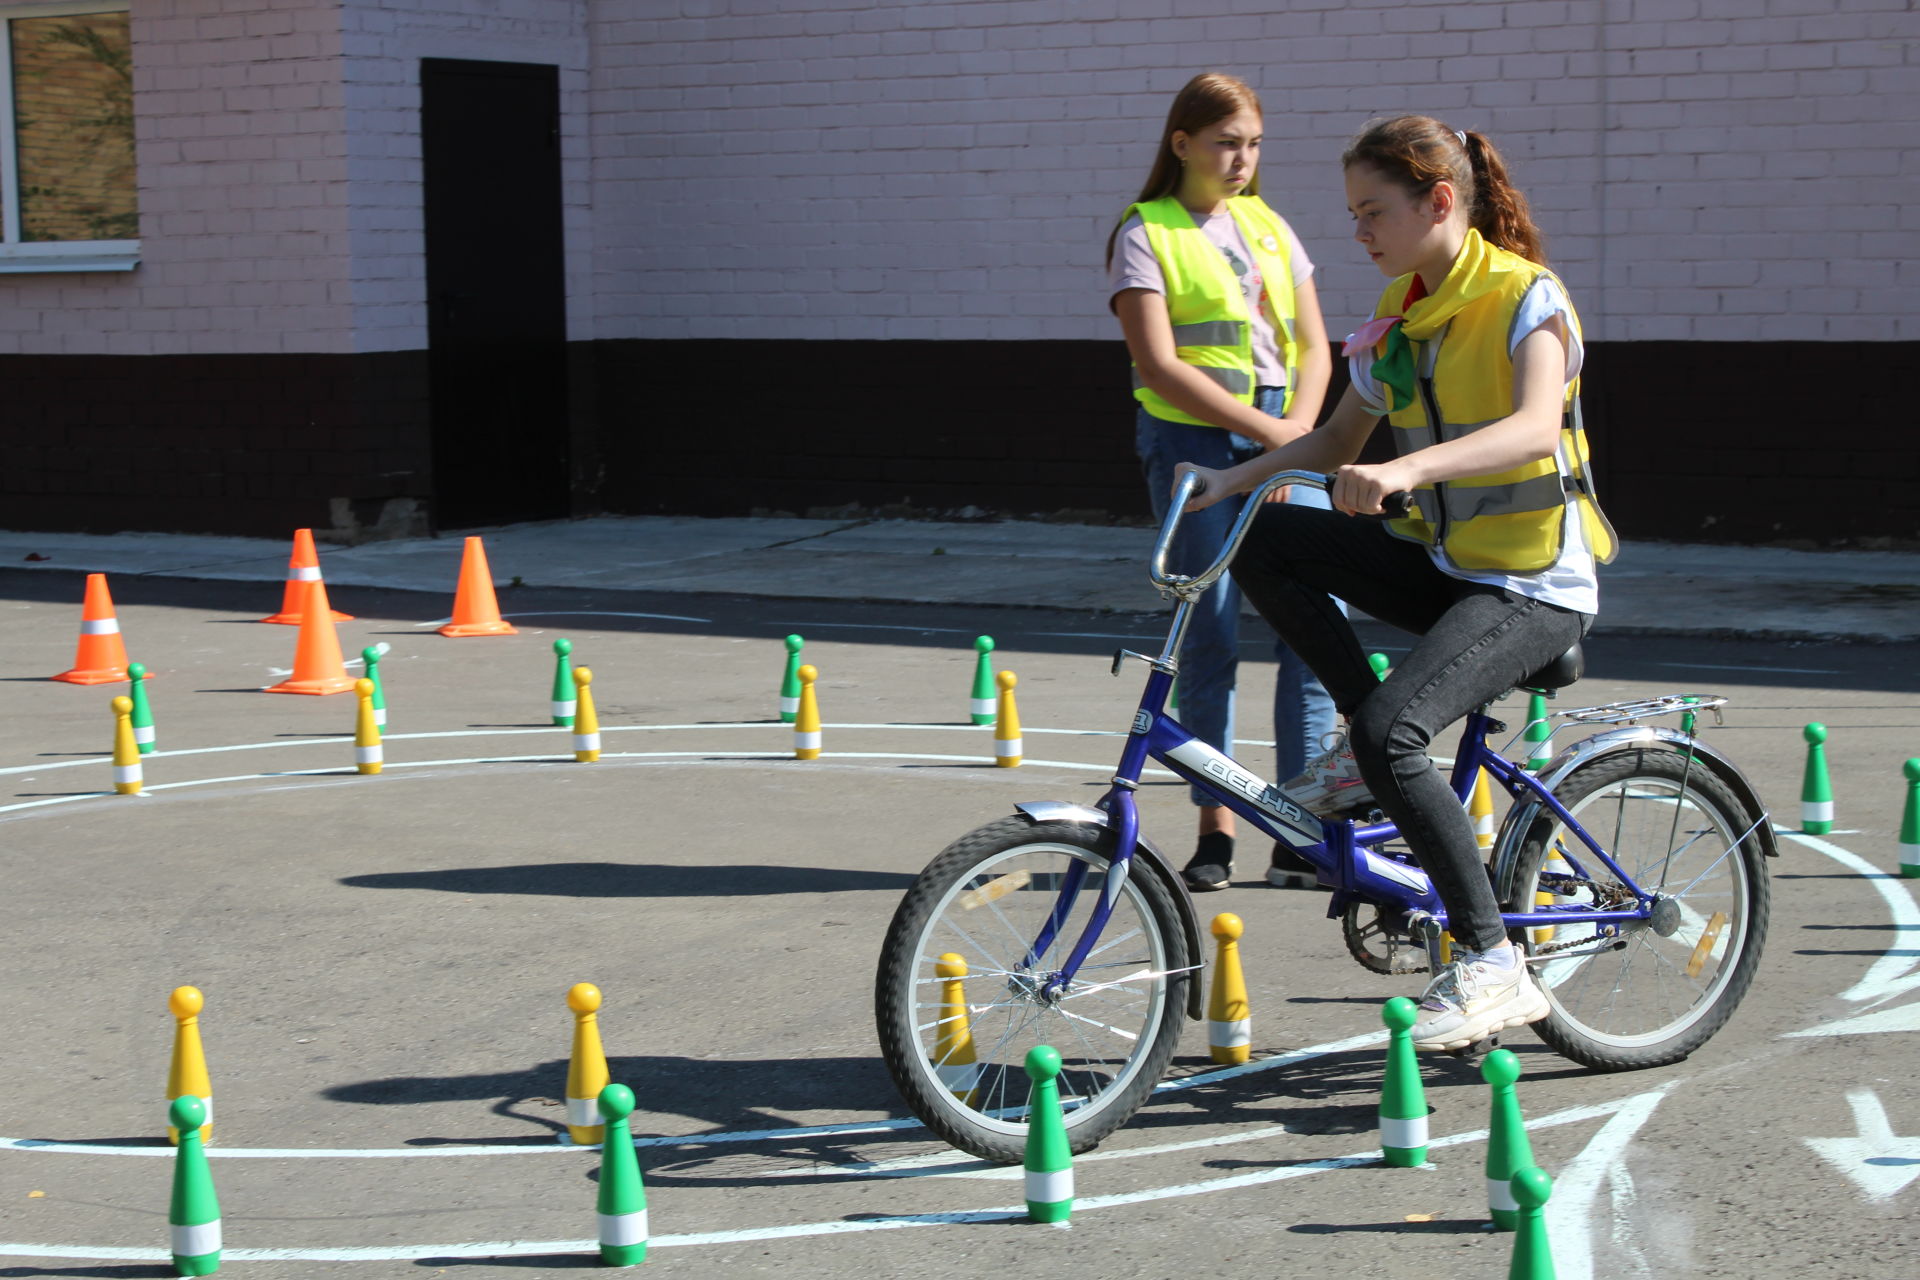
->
[1520,642,1584,692]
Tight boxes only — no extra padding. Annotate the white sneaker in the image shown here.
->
[1409,950,1550,1052]
[1281,731,1377,818]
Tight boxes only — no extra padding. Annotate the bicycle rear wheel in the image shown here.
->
[874,815,1189,1164]
[1509,748,1768,1070]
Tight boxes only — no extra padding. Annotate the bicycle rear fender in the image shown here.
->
[1013,800,1206,1022]
[1490,725,1780,903]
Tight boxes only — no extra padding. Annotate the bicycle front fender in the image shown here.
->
[1013,800,1205,1022]
[1490,726,1780,903]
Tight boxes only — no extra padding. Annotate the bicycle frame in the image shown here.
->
[1028,470,1664,1000]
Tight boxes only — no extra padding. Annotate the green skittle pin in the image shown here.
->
[168,1095,221,1276]
[1483,1048,1534,1232]
[360,646,387,731]
[970,636,996,725]
[779,635,804,724]
[550,638,575,727]
[1023,1045,1073,1223]
[1379,997,1428,1166]
[596,1083,648,1266]
[1802,722,1833,834]
[128,661,157,754]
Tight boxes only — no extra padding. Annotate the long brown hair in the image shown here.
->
[1341,115,1546,265]
[1106,72,1263,268]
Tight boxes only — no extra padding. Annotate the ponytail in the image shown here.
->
[1343,116,1548,265]
[1460,130,1545,265]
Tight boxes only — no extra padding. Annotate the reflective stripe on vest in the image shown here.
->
[1130,364,1253,396]
[1376,253,1617,573]
[1124,193,1299,426]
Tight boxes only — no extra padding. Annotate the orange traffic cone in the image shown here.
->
[438,537,517,638]
[265,579,356,695]
[53,573,131,684]
[262,529,352,625]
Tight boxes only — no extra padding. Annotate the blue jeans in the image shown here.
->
[1135,389,1338,807]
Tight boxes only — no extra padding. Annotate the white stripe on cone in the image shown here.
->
[293,566,321,581]
[1378,1114,1428,1150]
[355,746,382,766]
[1487,1174,1519,1212]
[1901,841,1919,869]
[1025,1167,1073,1204]
[566,1095,601,1128]
[794,731,821,750]
[598,1209,648,1247]
[552,699,576,719]
[80,618,120,634]
[374,707,387,729]
[113,764,141,785]
[971,698,995,718]
[171,1220,221,1257]
[574,732,601,753]
[1803,800,1833,822]
[779,696,800,715]
[1208,1018,1251,1050]
[133,725,156,745]
[994,738,1023,758]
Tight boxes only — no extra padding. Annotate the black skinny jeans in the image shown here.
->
[1230,504,1592,953]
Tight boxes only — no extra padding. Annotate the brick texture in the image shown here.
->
[586,0,1920,346]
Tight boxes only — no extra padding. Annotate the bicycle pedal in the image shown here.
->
[1447,1034,1500,1064]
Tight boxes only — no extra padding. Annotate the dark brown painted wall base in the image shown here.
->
[0,340,1911,546]
[599,338,1919,546]
[0,350,432,541]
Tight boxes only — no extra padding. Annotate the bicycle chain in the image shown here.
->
[1350,874,1637,974]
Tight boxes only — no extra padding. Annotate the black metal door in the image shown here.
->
[420,58,569,529]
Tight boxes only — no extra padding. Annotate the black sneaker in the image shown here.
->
[1181,831,1234,893]
[1266,841,1327,890]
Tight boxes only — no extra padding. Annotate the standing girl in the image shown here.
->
[1174,116,1617,1050]
[1107,72,1336,894]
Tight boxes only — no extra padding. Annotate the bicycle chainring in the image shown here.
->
[1342,902,1430,975]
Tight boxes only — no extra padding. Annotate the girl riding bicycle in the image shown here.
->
[1177,116,1619,1052]
[1106,73,1337,896]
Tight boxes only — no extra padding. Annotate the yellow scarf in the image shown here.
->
[1352,229,1514,413]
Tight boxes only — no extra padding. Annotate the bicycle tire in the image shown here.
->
[1508,748,1769,1071]
[874,815,1190,1164]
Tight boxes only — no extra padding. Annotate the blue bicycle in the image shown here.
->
[874,471,1774,1164]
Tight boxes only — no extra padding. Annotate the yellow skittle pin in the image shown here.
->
[1207,913,1251,1064]
[564,983,611,1145]
[793,664,822,760]
[353,677,383,774]
[993,670,1022,767]
[572,667,601,762]
[111,694,142,795]
[932,954,981,1105]
[166,987,212,1144]
[1469,767,1494,852]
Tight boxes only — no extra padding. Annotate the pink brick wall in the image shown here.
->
[0,1,1910,354]
[0,0,354,355]
[587,0,1920,344]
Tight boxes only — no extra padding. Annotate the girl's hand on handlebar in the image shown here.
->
[1331,461,1416,516]
[1173,463,1229,512]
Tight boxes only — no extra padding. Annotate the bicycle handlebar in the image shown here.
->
[1147,470,1414,596]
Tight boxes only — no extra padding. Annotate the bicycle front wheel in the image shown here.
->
[1510,748,1769,1071]
[874,815,1189,1164]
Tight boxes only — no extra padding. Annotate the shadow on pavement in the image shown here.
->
[339,862,917,897]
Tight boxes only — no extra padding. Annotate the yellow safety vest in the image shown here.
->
[1371,230,1618,574]
[1124,194,1301,427]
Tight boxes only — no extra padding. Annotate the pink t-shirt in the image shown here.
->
[1108,206,1314,389]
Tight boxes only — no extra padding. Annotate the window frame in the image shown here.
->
[0,0,137,273]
